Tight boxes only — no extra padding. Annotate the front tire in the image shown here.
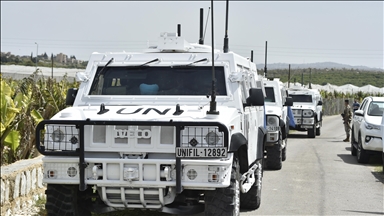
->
[282,146,287,162]
[351,128,357,156]
[205,157,240,216]
[357,134,369,163]
[240,159,263,210]
[45,184,92,216]
[307,126,316,138]
[316,126,321,136]
[266,144,282,170]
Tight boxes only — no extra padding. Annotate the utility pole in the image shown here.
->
[309,68,312,89]
[264,41,267,77]
[288,64,291,88]
[34,42,38,70]
[51,53,54,79]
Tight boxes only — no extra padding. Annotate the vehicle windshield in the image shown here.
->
[289,94,313,103]
[367,101,384,116]
[265,87,275,102]
[89,66,227,96]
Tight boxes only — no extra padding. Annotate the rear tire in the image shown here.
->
[205,157,240,216]
[240,159,263,210]
[45,184,92,216]
[266,144,282,170]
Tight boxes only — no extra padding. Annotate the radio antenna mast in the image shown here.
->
[207,0,219,115]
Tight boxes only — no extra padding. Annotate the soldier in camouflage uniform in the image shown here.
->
[341,99,352,142]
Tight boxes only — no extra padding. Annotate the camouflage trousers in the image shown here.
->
[344,121,351,137]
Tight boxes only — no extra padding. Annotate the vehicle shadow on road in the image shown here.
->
[337,153,359,165]
[287,134,308,139]
[337,153,384,184]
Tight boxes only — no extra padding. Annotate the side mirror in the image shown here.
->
[317,101,323,105]
[284,97,293,106]
[246,88,264,106]
[354,110,364,117]
[76,72,88,82]
[66,88,78,106]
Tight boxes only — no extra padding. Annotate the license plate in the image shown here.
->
[176,147,227,158]
[267,126,279,131]
[301,125,313,129]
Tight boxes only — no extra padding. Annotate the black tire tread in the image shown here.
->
[205,157,240,216]
[266,145,282,170]
[45,184,91,216]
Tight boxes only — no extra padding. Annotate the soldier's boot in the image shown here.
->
[343,135,350,142]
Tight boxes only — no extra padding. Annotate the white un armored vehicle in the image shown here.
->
[288,86,323,138]
[263,78,293,170]
[35,25,267,215]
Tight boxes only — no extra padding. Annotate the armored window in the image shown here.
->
[89,66,227,96]
[289,94,313,103]
[265,87,276,102]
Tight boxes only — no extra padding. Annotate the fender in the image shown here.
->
[257,126,267,160]
[229,133,249,173]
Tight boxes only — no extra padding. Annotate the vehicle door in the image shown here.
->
[241,68,258,163]
[354,98,368,138]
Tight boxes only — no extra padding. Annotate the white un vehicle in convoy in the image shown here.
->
[35,31,267,215]
[351,96,384,163]
[263,78,293,170]
[288,86,323,138]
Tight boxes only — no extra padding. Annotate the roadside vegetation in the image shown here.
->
[0,71,78,165]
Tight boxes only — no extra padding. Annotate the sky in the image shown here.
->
[1,1,383,70]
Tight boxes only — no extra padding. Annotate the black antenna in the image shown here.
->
[207,0,219,115]
[223,0,229,53]
[264,41,267,77]
[177,24,181,36]
[203,7,211,42]
[199,8,204,45]
[251,50,253,62]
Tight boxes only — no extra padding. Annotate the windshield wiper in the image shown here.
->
[99,58,114,76]
[172,58,208,68]
[90,58,114,93]
[132,58,160,67]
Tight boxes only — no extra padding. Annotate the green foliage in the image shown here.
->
[260,68,384,87]
[0,71,79,165]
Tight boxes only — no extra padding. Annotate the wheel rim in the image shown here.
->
[357,136,361,159]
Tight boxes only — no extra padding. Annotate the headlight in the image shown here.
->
[302,109,314,117]
[365,122,380,130]
[45,125,79,151]
[51,129,65,142]
[267,116,279,126]
[181,126,224,147]
[205,131,220,146]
